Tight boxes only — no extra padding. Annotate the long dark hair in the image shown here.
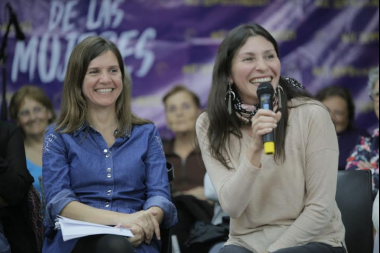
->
[206,23,314,169]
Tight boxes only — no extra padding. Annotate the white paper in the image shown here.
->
[55,216,134,241]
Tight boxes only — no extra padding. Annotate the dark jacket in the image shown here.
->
[163,140,207,193]
[0,121,38,253]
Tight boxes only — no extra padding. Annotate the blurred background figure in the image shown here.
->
[0,120,39,253]
[316,86,368,170]
[163,85,205,199]
[163,86,213,253]
[346,66,379,194]
[9,85,56,197]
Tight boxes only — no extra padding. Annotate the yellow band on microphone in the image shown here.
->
[264,142,275,155]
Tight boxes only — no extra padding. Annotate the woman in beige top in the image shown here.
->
[196,23,346,253]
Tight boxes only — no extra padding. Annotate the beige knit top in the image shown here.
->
[196,99,346,253]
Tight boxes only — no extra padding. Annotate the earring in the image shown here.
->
[225,82,236,115]
[276,84,285,109]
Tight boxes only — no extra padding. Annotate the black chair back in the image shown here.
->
[336,170,374,253]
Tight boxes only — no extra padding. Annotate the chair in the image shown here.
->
[161,162,175,253]
[336,170,374,253]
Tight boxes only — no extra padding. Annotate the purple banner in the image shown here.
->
[0,0,379,138]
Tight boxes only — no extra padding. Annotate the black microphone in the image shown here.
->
[6,3,25,40]
[257,82,275,155]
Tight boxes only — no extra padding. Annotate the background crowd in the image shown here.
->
[0,1,379,253]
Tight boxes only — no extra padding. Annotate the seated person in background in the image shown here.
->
[163,86,213,253]
[9,85,56,197]
[316,85,368,170]
[0,121,38,253]
[42,36,177,253]
[163,85,206,199]
[346,67,379,193]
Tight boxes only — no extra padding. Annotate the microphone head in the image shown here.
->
[257,82,274,98]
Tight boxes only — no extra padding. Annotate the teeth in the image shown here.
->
[250,77,272,84]
[96,89,113,93]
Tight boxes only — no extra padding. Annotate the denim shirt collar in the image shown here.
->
[73,122,131,139]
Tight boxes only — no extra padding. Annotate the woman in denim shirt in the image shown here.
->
[42,36,177,253]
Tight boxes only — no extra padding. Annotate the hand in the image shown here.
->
[358,161,373,169]
[122,209,161,245]
[250,109,282,151]
[115,223,145,247]
[127,224,146,247]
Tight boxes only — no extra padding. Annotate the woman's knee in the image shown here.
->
[0,233,10,253]
[219,245,252,253]
[272,243,345,253]
[95,235,134,253]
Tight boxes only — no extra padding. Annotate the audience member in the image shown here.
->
[196,23,346,253]
[42,36,177,253]
[163,85,205,198]
[0,120,39,253]
[163,86,213,253]
[9,85,56,196]
[346,66,379,193]
[316,85,368,170]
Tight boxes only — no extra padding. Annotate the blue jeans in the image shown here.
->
[219,243,346,253]
[210,242,225,253]
[0,222,10,253]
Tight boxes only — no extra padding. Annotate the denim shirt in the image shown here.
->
[42,123,177,253]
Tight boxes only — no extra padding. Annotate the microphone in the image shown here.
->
[257,82,275,155]
[6,3,26,40]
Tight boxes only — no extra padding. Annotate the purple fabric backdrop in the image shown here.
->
[0,0,379,139]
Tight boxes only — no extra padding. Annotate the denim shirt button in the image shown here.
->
[107,168,112,172]
[107,174,112,178]
[106,154,110,158]
[103,149,108,153]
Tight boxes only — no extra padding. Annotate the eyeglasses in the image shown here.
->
[370,91,379,101]
[18,106,46,120]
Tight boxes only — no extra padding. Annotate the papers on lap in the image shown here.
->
[55,216,134,241]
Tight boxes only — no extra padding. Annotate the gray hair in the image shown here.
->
[368,66,379,91]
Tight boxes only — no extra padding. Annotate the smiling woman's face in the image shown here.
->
[82,50,123,111]
[230,35,281,105]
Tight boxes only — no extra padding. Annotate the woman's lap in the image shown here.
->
[0,233,10,253]
[72,234,135,253]
[219,243,345,253]
[219,245,252,253]
[209,242,225,253]
[273,243,345,253]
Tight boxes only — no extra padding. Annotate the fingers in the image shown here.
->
[150,212,161,240]
[128,225,145,247]
[136,211,155,244]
